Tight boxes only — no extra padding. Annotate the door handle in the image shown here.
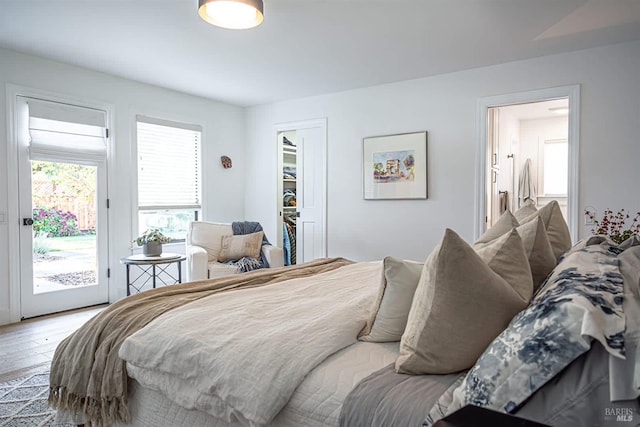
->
[296,211,301,218]
[23,218,34,226]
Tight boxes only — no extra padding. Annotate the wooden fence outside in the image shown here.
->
[32,180,96,230]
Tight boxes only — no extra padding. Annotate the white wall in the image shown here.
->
[2,40,639,323]
[0,48,245,324]
[244,40,640,263]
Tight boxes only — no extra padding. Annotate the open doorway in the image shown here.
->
[486,99,569,227]
[474,85,580,241]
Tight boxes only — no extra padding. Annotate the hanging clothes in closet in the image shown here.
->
[282,223,292,266]
[283,217,296,265]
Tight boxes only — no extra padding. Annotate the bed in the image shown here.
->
[50,202,640,427]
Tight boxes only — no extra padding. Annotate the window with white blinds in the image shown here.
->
[136,115,201,239]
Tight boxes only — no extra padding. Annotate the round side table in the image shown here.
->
[120,253,186,296]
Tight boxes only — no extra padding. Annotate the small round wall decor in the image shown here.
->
[221,155,232,169]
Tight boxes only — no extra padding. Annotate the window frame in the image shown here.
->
[134,115,203,243]
[537,138,568,198]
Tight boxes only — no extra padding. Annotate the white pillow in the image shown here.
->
[358,257,423,342]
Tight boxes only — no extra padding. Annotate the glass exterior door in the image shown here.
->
[20,158,108,318]
[17,96,109,318]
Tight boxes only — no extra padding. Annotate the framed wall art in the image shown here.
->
[363,131,427,200]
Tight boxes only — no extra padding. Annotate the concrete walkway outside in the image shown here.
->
[33,248,96,294]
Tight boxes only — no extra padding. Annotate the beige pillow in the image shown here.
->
[515,217,556,291]
[475,216,556,292]
[218,231,264,262]
[520,200,571,260]
[474,229,533,301]
[619,234,640,250]
[395,228,532,375]
[475,210,519,244]
[189,221,232,262]
[359,257,423,342]
[513,199,537,223]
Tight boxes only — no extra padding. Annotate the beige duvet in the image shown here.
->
[119,261,382,426]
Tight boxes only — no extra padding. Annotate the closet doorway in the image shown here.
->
[475,86,580,241]
[276,119,327,265]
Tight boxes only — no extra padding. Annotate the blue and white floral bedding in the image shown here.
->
[424,240,627,425]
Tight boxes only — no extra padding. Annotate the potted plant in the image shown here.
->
[133,229,172,256]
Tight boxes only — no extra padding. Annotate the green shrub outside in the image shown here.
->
[32,206,79,237]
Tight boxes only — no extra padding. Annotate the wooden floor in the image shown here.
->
[0,304,107,383]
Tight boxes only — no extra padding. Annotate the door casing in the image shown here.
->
[474,85,580,242]
[274,118,328,262]
[5,84,114,323]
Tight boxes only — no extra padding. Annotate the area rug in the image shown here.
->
[0,370,74,427]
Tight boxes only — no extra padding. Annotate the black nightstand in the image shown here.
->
[434,405,551,427]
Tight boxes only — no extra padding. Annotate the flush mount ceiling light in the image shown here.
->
[198,0,264,29]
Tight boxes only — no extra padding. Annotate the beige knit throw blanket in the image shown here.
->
[48,257,353,426]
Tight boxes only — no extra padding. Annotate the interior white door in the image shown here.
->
[296,126,327,262]
[17,96,109,318]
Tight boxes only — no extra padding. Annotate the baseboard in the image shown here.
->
[0,307,15,326]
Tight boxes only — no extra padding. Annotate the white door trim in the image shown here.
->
[274,118,328,258]
[5,84,114,322]
[474,85,580,242]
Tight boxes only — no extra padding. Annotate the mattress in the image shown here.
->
[116,341,399,427]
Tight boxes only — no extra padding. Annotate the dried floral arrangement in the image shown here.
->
[585,208,640,244]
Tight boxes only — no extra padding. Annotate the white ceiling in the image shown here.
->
[500,99,569,121]
[1,0,640,107]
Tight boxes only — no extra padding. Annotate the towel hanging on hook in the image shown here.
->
[518,158,536,208]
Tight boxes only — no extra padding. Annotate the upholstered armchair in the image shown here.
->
[185,221,284,282]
